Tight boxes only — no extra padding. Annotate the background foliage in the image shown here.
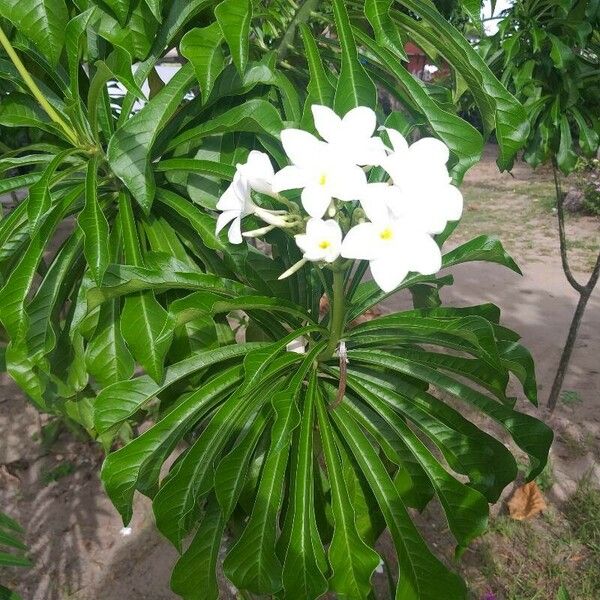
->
[0,1,552,598]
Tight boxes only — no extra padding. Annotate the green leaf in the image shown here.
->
[107,63,195,212]
[65,8,95,98]
[331,407,467,600]
[365,0,407,60]
[315,387,380,599]
[395,0,529,170]
[350,350,553,480]
[332,0,377,113]
[167,99,284,152]
[442,235,522,274]
[94,343,263,435]
[358,31,483,182]
[299,24,335,109]
[0,552,32,568]
[344,376,489,551]
[0,0,69,65]
[0,94,60,136]
[78,155,110,285]
[170,495,225,600]
[103,0,132,26]
[556,115,578,174]
[180,24,224,102]
[215,0,251,75]
[101,365,243,522]
[280,371,328,600]
[570,108,599,158]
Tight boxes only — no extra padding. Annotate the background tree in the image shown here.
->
[480,0,600,411]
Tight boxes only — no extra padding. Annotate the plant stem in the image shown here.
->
[0,25,80,147]
[319,269,346,362]
[547,160,600,411]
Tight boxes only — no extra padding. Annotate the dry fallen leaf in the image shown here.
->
[507,481,547,520]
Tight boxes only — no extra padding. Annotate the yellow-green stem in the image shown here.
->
[319,269,346,362]
[0,26,80,146]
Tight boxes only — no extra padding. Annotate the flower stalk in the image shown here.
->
[319,268,346,362]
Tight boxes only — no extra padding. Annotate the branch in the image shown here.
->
[552,160,585,294]
[277,0,321,59]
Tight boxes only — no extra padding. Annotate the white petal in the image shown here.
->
[295,233,311,254]
[355,136,388,166]
[312,105,342,143]
[322,219,343,247]
[301,185,331,218]
[342,106,377,140]
[341,223,382,260]
[227,216,243,244]
[358,183,393,223]
[405,233,442,275]
[216,173,247,211]
[280,129,324,167]
[444,185,463,220]
[370,256,409,293]
[328,164,367,201]
[240,151,275,195]
[216,210,238,235]
[385,128,409,154]
[272,165,307,192]
[409,137,450,165]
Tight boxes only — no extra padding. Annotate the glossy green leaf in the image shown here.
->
[215,0,251,75]
[0,0,69,65]
[299,24,335,110]
[365,0,407,60]
[332,0,377,113]
[180,24,224,101]
[107,63,195,212]
[315,387,380,599]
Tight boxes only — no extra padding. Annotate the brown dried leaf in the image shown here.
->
[507,481,547,520]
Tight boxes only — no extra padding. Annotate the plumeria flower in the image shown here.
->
[272,129,367,218]
[311,105,387,166]
[236,150,276,197]
[216,154,289,244]
[216,172,255,244]
[295,218,342,263]
[381,129,463,234]
[341,212,442,293]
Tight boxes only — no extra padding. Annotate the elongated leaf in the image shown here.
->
[102,365,243,522]
[167,99,284,152]
[94,343,263,434]
[280,371,328,600]
[170,495,225,600]
[0,0,68,65]
[78,156,110,285]
[107,63,195,212]
[332,407,467,600]
[215,0,251,75]
[365,0,407,59]
[332,0,377,113]
[315,387,380,599]
[357,31,483,181]
[180,24,224,101]
[299,24,335,109]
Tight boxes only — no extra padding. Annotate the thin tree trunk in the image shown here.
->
[547,161,600,411]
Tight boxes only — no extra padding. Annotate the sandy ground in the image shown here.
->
[1,148,598,599]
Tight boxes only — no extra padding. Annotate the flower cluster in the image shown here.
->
[215,105,463,293]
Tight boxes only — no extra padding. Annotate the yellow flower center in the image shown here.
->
[319,173,327,186]
[379,228,393,240]
[319,240,331,249]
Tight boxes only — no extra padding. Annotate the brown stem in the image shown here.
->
[548,160,600,411]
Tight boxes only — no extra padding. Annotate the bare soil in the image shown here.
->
[1,147,599,600]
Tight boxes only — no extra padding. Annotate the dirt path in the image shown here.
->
[1,149,598,599]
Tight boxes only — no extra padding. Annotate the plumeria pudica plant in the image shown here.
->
[0,0,552,598]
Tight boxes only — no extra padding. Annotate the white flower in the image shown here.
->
[119,527,133,537]
[236,150,276,197]
[295,218,342,263]
[311,105,387,166]
[272,129,367,218]
[216,172,254,244]
[341,212,442,293]
[381,130,463,234]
